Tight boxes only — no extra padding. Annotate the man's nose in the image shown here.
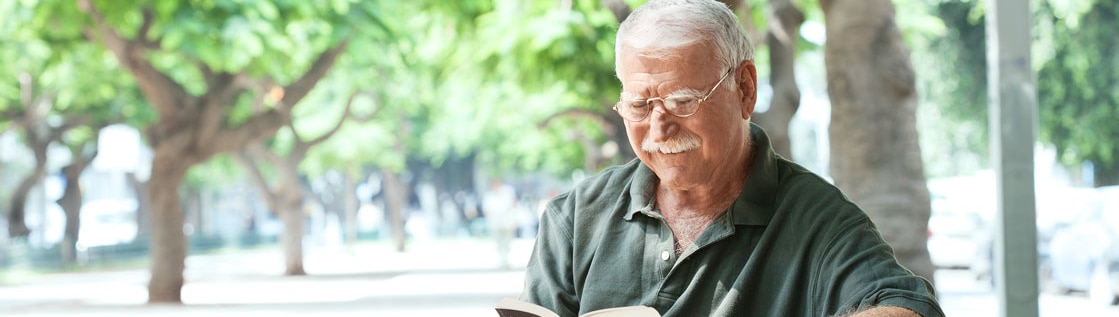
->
[647,102,679,143]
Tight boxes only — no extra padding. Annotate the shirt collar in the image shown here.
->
[623,123,778,226]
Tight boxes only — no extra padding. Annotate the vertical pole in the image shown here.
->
[986,0,1038,316]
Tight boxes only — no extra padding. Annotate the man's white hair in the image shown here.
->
[615,0,754,73]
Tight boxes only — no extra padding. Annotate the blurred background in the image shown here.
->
[1,0,1117,316]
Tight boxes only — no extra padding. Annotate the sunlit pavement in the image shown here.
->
[2,238,1117,316]
[935,268,1119,317]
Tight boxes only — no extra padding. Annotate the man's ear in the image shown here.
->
[737,60,758,120]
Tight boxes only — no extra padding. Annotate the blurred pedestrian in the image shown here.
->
[484,180,518,269]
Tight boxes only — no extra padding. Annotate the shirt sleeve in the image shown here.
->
[519,199,580,317]
[814,217,946,317]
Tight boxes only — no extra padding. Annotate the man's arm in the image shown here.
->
[520,200,580,316]
[846,306,922,317]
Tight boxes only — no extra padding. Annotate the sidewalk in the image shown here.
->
[0,238,534,317]
[2,238,1118,316]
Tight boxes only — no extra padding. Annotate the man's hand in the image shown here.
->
[846,306,921,317]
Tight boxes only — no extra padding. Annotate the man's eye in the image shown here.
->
[668,97,699,107]
[628,101,650,109]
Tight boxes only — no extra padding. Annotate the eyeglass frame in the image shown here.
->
[613,67,735,122]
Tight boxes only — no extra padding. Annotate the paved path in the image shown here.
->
[2,238,1117,316]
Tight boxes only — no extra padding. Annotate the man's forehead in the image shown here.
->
[618,44,718,74]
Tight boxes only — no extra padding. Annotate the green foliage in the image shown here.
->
[1037,0,1119,180]
[313,0,627,178]
[1,0,153,132]
[184,153,245,189]
[912,0,990,177]
[909,0,1119,182]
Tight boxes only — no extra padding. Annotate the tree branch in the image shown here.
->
[604,0,632,23]
[538,108,616,135]
[278,41,350,112]
[236,145,281,212]
[137,7,161,50]
[48,115,92,143]
[194,72,249,147]
[300,89,375,149]
[210,109,289,154]
[78,0,191,116]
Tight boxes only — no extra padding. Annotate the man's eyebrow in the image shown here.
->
[666,88,704,98]
[620,91,644,101]
[621,88,706,101]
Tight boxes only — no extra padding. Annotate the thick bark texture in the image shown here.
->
[820,0,936,283]
[145,155,191,303]
[752,0,804,160]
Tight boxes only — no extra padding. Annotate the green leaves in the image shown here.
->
[1037,0,1119,172]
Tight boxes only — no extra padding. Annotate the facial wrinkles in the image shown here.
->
[642,129,701,154]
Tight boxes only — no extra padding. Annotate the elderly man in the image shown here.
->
[518,0,944,316]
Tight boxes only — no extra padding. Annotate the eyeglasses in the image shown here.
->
[613,68,734,122]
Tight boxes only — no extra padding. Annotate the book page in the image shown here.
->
[495,297,660,317]
[495,297,561,317]
[581,306,660,317]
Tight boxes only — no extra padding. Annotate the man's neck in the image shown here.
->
[656,139,754,218]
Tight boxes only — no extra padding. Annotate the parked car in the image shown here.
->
[968,186,1093,291]
[1046,186,1119,305]
[77,198,139,249]
[926,174,995,270]
[927,202,984,269]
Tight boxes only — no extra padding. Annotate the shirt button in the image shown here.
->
[660,250,671,261]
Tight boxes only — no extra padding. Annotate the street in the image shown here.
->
[1,238,1117,316]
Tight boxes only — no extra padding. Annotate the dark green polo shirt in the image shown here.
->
[520,124,944,317]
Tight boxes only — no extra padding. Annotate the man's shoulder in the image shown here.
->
[771,159,867,221]
[567,159,643,196]
[546,160,643,217]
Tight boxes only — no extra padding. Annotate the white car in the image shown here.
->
[927,204,984,269]
[77,199,139,249]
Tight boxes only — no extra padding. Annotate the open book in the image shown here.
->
[495,297,660,317]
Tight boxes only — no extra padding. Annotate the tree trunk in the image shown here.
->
[278,198,306,276]
[753,0,804,160]
[7,174,38,239]
[820,0,936,283]
[7,141,48,239]
[146,153,191,303]
[1095,160,1119,187]
[127,172,152,238]
[238,145,311,276]
[382,169,408,252]
[342,171,358,248]
[58,158,94,266]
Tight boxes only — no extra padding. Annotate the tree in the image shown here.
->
[913,0,1119,185]
[752,0,805,160]
[238,89,374,275]
[23,0,390,302]
[1037,0,1119,186]
[819,0,936,282]
[1,74,86,239]
[436,0,634,172]
[56,123,103,265]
